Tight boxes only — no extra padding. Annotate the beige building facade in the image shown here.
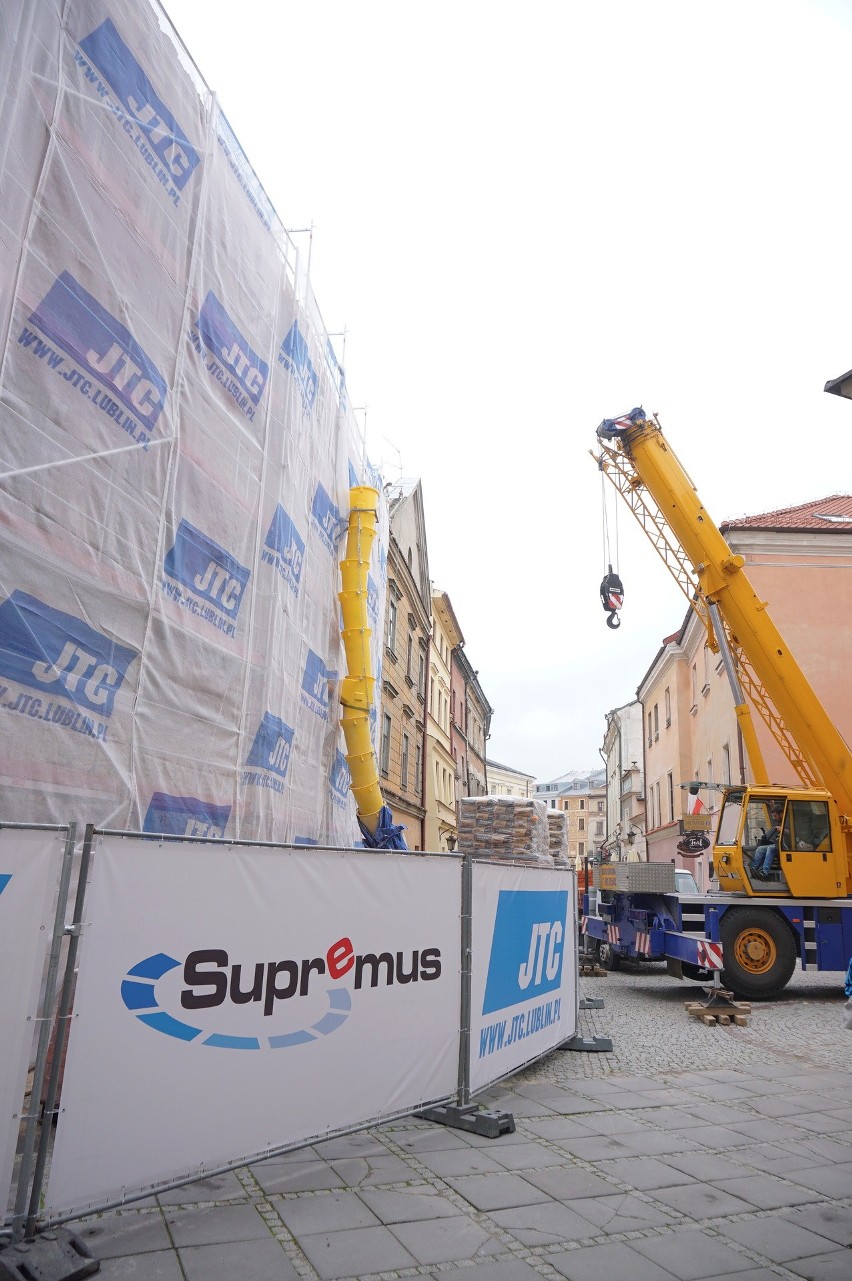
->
[487,760,536,797]
[424,589,462,851]
[378,482,430,850]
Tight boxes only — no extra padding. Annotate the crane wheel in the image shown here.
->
[719,908,797,1000]
[597,941,622,972]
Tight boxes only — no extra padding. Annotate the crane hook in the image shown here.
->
[600,565,624,629]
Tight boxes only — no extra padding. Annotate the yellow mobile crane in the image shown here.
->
[583,409,852,997]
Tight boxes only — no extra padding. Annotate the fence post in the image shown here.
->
[9,824,76,1244]
[456,849,473,1107]
[24,824,95,1239]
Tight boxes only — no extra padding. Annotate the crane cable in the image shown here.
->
[599,469,624,629]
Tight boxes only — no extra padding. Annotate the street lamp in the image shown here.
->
[824,369,852,399]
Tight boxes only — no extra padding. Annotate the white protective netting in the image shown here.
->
[0,0,387,843]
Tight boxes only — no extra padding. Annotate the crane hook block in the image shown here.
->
[600,566,624,628]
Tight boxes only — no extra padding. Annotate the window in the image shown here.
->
[578,841,585,857]
[648,787,654,829]
[596,821,603,835]
[406,634,413,679]
[598,801,604,812]
[579,818,584,831]
[691,663,697,710]
[380,713,392,775]
[667,771,674,822]
[653,703,659,740]
[414,741,422,792]
[647,712,652,747]
[722,743,731,785]
[655,781,661,825]
[580,798,585,810]
[703,645,711,694]
[417,651,425,697]
[664,686,671,726]
[386,599,397,653]
[401,732,409,789]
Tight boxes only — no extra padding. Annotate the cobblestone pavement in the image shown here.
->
[64,967,852,1280]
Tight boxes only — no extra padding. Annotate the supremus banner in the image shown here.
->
[0,827,66,1222]
[469,863,578,1094]
[46,836,460,1217]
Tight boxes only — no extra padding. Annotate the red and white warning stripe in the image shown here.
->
[606,923,620,944]
[634,931,651,956]
[580,916,589,934]
[697,940,724,970]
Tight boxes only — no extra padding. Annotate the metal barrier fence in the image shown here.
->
[3,826,578,1246]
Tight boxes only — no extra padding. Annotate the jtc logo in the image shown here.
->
[482,890,568,1015]
[79,18,200,190]
[164,520,250,621]
[0,590,138,717]
[311,484,343,554]
[301,650,336,718]
[29,273,166,430]
[263,504,305,593]
[0,875,11,897]
[245,713,295,780]
[143,793,231,838]
[198,292,268,407]
[278,320,317,413]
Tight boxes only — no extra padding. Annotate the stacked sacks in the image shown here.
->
[458,796,553,865]
[547,810,571,868]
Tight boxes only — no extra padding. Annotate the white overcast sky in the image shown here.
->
[163,0,852,782]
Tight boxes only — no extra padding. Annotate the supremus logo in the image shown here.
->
[27,272,166,433]
[120,933,442,1050]
[163,519,250,637]
[0,591,138,737]
[261,505,305,595]
[311,484,343,554]
[143,793,231,838]
[300,650,337,720]
[193,291,268,422]
[77,18,200,204]
[278,320,317,414]
[242,713,294,794]
[478,890,568,1059]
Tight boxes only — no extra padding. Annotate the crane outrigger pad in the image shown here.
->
[556,1035,614,1053]
[685,983,750,1027]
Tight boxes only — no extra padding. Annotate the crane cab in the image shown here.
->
[714,786,848,898]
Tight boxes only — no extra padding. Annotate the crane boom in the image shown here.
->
[594,410,852,900]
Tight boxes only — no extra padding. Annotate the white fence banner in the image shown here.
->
[45,836,460,1217]
[0,828,66,1219]
[469,864,578,1095]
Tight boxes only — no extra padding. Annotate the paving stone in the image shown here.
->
[787,1112,852,1135]
[163,1202,271,1248]
[426,1260,548,1281]
[326,1153,414,1185]
[252,1159,345,1194]
[522,1115,595,1140]
[786,1251,852,1281]
[781,1163,852,1197]
[554,1134,637,1160]
[486,1140,568,1171]
[781,1204,852,1247]
[569,1192,677,1234]
[94,1252,186,1279]
[712,1173,821,1211]
[632,1227,757,1278]
[296,1223,416,1279]
[612,1128,703,1156]
[725,1215,846,1263]
[489,1199,600,1246]
[570,1111,648,1136]
[647,1181,761,1219]
[596,1156,693,1191]
[357,1185,461,1224]
[388,1214,505,1264]
[392,1126,473,1153]
[723,1117,798,1142]
[548,1238,685,1281]
[402,1145,505,1177]
[521,1164,618,1200]
[748,1095,836,1119]
[312,1133,391,1159]
[76,1209,172,1259]
[274,1190,380,1236]
[659,1152,754,1182]
[446,1172,551,1211]
[179,1236,302,1281]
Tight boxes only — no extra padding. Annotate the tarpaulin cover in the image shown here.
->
[0,0,387,844]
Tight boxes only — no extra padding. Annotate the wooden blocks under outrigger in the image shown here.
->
[685,983,750,1026]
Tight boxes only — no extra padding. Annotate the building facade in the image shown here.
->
[600,706,647,863]
[487,760,536,797]
[378,481,431,850]
[425,589,463,851]
[451,645,492,804]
